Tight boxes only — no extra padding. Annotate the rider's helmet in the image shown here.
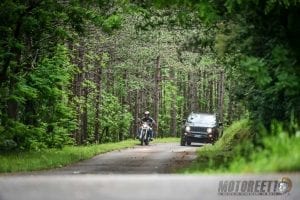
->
[144,111,150,115]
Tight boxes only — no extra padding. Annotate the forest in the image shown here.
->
[0,0,299,152]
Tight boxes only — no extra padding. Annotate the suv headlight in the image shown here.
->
[207,128,212,133]
[185,126,191,132]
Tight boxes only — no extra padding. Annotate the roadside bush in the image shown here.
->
[229,121,300,172]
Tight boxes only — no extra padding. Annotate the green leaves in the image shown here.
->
[271,45,299,96]
[0,45,76,151]
[100,92,133,142]
[102,14,122,32]
[241,56,272,87]
[265,0,300,13]
[196,1,220,24]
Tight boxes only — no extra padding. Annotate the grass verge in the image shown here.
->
[229,131,300,172]
[0,137,179,173]
[180,119,300,173]
[0,140,138,173]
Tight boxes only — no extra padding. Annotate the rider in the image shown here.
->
[138,111,156,140]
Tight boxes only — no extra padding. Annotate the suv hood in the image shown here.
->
[186,122,215,127]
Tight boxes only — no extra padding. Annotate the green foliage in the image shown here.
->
[211,0,300,131]
[100,92,133,142]
[143,0,300,135]
[228,121,300,172]
[159,82,178,136]
[195,1,220,24]
[241,56,271,87]
[1,0,299,155]
[0,140,137,173]
[0,0,125,151]
[0,45,75,151]
[102,14,122,32]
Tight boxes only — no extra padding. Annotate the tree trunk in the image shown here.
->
[134,89,141,137]
[202,70,207,112]
[191,71,199,112]
[198,70,203,112]
[153,55,161,137]
[81,81,88,144]
[94,66,102,143]
[187,72,192,112]
[227,94,234,126]
[7,79,18,120]
[209,78,213,113]
[169,65,177,136]
[215,71,219,113]
[218,70,225,123]
[75,40,85,144]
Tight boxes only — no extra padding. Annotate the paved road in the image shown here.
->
[42,142,199,175]
[0,174,299,200]
[1,143,299,200]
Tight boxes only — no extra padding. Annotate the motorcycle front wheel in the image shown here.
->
[140,131,146,146]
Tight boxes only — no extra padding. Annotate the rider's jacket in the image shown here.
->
[142,117,155,127]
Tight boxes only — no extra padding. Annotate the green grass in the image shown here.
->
[180,119,300,173]
[0,137,179,173]
[229,134,300,173]
[0,140,138,173]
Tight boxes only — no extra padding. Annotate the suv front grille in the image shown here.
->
[190,126,207,133]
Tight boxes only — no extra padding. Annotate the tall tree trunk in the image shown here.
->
[191,71,199,112]
[218,70,225,124]
[177,71,184,120]
[134,89,141,137]
[75,40,85,144]
[187,72,192,112]
[6,42,22,121]
[169,65,177,136]
[7,79,18,120]
[94,66,102,143]
[153,55,161,137]
[228,100,235,124]
[73,73,82,144]
[24,100,37,126]
[202,70,207,112]
[214,71,219,113]
[106,63,114,94]
[209,72,214,113]
[198,70,203,112]
[129,90,134,138]
[82,80,88,144]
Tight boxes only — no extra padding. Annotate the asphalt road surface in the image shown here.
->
[0,143,299,200]
[39,142,199,175]
[0,174,299,200]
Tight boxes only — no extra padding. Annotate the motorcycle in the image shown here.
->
[139,122,151,146]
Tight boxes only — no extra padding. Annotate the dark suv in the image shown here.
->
[180,112,222,146]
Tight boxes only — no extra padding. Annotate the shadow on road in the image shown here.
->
[185,143,210,148]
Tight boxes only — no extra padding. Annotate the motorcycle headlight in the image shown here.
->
[207,128,212,133]
[185,126,191,132]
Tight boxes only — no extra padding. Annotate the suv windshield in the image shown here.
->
[187,113,216,125]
